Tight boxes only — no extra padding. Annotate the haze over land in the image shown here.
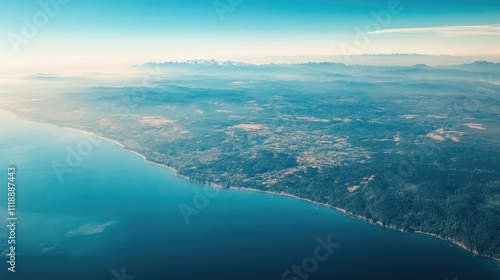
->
[2,60,499,261]
[1,0,500,278]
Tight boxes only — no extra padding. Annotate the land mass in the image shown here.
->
[3,61,500,261]
[30,122,500,262]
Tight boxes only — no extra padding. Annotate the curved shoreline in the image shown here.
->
[62,127,190,180]
[63,126,500,263]
[1,109,498,263]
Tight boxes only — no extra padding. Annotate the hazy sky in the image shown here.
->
[1,0,499,73]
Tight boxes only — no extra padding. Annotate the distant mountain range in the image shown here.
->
[448,61,500,72]
[142,59,499,69]
[143,59,253,67]
[138,60,500,77]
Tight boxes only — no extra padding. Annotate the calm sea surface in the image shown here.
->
[0,110,499,280]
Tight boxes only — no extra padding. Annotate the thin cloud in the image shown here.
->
[66,221,115,237]
[367,24,500,37]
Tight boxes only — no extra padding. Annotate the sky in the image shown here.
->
[0,0,500,73]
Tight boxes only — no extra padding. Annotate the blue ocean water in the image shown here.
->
[0,109,498,280]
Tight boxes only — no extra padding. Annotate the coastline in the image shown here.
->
[65,126,500,263]
[62,127,192,181]
[2,109,498,263]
